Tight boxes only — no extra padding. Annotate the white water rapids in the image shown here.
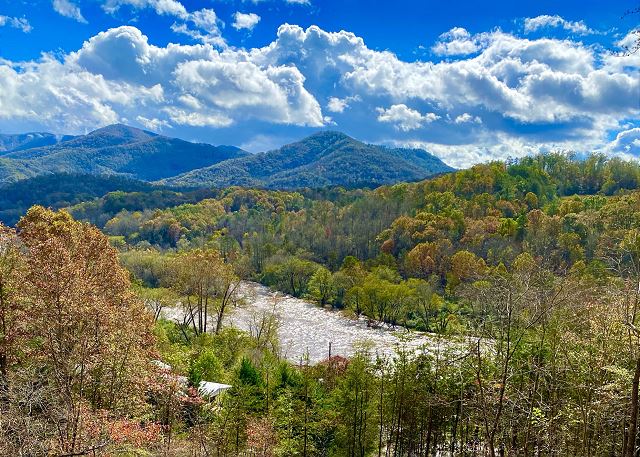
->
[162,281,452,364]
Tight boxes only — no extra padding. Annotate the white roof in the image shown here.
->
[198,381,232,397]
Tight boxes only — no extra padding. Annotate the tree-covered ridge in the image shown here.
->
[0,124,249,184]
[68,152,640,328]
[0,126,453,190]
[88,153,640,256]
[0,173,165,226]
[160,130,454,188]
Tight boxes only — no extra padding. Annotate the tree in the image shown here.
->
[448,250,487,288]
[463,253,567,457]
[11,206,155,455]
[0,224,26,377]
[603,229,640,457]
[308,266,335,305]
[170,248,241,335]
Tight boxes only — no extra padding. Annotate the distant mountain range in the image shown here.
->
[0,124,247,183]
[0,124,453,189]
[161,130,454,188]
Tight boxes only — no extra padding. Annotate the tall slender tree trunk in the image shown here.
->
[624,356,640,457]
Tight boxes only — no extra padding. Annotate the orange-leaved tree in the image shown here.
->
[0,206,156,455]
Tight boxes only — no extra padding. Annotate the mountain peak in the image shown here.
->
[300,130,354,146]
[163,129,453,189]
[87,123,158,142]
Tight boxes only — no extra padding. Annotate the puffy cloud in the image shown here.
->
[326,95,359,113]
[233,12,261,31]
[0,26,323,134]
[376,104,439,131]
[0,55,164,133]
[432,27,482,56]
[0,22,637,168]
[52,0,87,23]
[250,24,637,165]
[102,0,225,45]
[173,59,323,126]
[454,113,482,124]
[174,8,225,46]
[327,97,348,113]
[0,15,32,32]
[604,128,640,157]
[524,15,593,35]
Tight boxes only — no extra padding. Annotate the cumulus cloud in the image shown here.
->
[0,15,32,32]
[0,22,637,168]
[253,24,638,164]
[432,27,482,56]
[233,12,261,31]
[454,113,482,124]
[326,95,360,113]
[173,8,225,46]
[376,104,439,131]
[102,0,226,45]
[524,15,593,35]
[604,127,640,157]
[52,0,87,23]
[0,26,323,134]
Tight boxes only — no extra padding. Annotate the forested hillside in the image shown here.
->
[162,131,454,188]
[0,173,159,225]
[0,126,452,189]
[0,124,248,183]
[2,153,640,456]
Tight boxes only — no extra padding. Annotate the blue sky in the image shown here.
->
[0,0,638,167]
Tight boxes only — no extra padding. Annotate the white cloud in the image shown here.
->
[173,59,323,126]
[136,115,170,131]
[376,104,439,131]
[0,22,637,168]
[251,24,638,165]
[454,113,482,124]
[603,127,640,157]
[524,15,593,35]
[102,0,189,19]
[233,12,261,31]
[0,15,32,33]
[102,1,226,46]
[326,95,359,113]
[327,97,347,113]
[0,26,323,134]
[432,27,482,56]
[175,8,226,46]
[52,0,87,23]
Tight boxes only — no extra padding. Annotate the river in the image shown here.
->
[163,281,451,364]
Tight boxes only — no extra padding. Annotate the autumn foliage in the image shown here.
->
[0,207,157,456]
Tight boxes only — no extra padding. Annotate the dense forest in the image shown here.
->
[2,152,640,456]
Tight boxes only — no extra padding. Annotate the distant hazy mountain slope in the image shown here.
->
[0,124,249,183]
[0,132,75,155]
[162,131,454,188]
